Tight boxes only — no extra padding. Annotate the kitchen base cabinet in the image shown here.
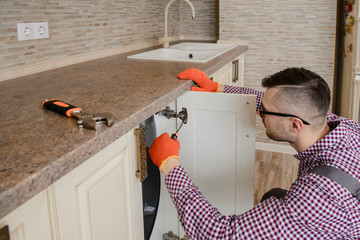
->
[210,53,245,87]
[0,130,144,240]
[0,91,254,240]
[51,129,144,240]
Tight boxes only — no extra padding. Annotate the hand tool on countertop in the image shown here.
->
[42,99,114,130]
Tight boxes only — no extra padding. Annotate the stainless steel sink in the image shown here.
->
[127,42,237,63]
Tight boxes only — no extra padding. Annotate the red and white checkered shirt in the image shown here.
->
[165,86,360,239]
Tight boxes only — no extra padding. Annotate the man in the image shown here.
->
[148,67,360,239]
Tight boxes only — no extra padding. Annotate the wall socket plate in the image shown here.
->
[17,22,49,41]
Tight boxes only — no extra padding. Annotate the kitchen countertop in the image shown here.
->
[0,42,248,219]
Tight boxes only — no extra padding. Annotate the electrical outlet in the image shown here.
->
[17,23,33,41]
[17,22,49,41]
[34,22,49,39]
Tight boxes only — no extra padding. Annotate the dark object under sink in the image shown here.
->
[142,115,161,240]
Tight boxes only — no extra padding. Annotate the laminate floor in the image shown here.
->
[254,149,299,205]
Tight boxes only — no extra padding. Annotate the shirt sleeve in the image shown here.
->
[223,85,264,111]
[165,166,353,239]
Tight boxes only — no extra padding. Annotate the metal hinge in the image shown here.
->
[157,106,188,136]
[157,106,187,122]
[163,231,189,240]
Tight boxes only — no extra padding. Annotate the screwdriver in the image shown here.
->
[171,120,185,140]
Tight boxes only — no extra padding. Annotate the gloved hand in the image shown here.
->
[177,68,218,92]
[148,132,180,172]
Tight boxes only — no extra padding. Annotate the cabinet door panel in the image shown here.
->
[0,189,55,240]
[177,92,256,214]
[210,53,245,87]
[154,92,256,238]
[52,131,143,240]
[77,150,132,240]
[210,61,232,85]
[182,109,238,213]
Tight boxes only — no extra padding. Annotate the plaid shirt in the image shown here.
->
[165,86,360,239]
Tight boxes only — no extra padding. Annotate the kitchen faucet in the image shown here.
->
[161,0,196,48]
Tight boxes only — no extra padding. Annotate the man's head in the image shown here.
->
[259,67,330,144]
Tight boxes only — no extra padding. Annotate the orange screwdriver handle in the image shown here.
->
[42,99,82,117]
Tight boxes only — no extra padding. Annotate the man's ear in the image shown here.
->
[289,117,303,133]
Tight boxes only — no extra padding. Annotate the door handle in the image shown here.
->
[232,59,239,83]
[134,125,148,182]
[0,225,10,240]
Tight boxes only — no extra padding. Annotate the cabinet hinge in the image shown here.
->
[156,106,188,134]
[163,231,189,240]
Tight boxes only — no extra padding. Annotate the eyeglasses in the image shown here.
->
[258,103,310,125]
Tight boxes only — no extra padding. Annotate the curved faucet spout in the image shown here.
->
[163,0,196,48]
[183,0,196,20]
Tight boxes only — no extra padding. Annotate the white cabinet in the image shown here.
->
[0,189,56,240]
[152,91,256,239]
[0,130,144,240]
[210,53,245,87]
[50,129,143,240]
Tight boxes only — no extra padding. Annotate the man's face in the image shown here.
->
[259,88,295,143]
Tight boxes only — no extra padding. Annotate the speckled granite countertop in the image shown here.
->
[0,42,247,219]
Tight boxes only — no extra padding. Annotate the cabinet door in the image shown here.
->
[210,61,232,85]
[154,91,256,238]
[0,189,56,240]
[51,130,144,240]
[210,53,245,87]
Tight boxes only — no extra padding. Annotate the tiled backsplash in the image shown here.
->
[0,0,218,80]
[220,0,337,143]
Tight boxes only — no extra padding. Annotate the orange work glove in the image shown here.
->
[177,68,218,92]
[148,133,180,172]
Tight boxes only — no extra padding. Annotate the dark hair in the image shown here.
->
[262,67,330,117]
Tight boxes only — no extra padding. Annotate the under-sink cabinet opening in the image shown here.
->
[140,91,256,240]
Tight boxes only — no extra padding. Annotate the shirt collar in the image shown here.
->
[295,120,342,161]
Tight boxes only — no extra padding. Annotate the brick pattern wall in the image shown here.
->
[0,0,218,73]
[180,0,219,40]
[220,0,337,143]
